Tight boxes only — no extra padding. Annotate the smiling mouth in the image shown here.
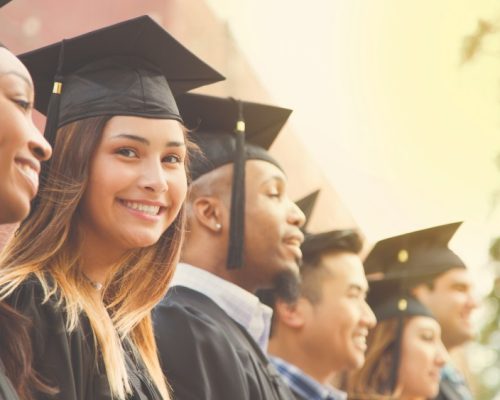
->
[119,200,164,216]
[353,330,368,350]
[15,159,39,195]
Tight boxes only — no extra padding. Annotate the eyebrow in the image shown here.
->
[0,70,33,88]
[348,283,368,293]
[262,174,286,185]
[111,133,185,147]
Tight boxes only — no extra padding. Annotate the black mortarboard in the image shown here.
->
[364,222,465,283]
[18,15,224,146]
[177,93,292,269]
[301,229,363,260]
[295,190,320,233]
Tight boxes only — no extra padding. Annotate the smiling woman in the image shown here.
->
[0,42,53,399]
[0,47,51,224]
[0,16,222,400]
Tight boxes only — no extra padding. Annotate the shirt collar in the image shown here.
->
[170,263,273,350]
[270,356,347,400]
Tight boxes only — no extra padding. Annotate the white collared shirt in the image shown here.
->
[170,263,273,351]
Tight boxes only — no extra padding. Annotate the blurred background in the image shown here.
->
[1,1,500,398]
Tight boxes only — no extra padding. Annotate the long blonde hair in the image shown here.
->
[0,116,186,399]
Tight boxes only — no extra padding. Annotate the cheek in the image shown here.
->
[168,170,188,206]
[401,341,429,377]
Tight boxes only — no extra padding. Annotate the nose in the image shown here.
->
[467,291,479,311]
[140,159,168,193]
[435,340,448,368]
[361,300,377,328]
[288,200,306,228]
[28,123,52,161]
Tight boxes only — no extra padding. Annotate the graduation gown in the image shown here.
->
[5,278,163,400]
[153,286,295,400]
[0,360,18,400]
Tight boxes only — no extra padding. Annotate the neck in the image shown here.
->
[79,233,125,287]
[182,240,258,293]
[268,331,335,385]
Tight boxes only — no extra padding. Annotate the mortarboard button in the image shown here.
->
[398,249,409,263]
[398,298,408,311]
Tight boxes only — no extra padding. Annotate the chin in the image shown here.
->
[348,354,365,370]
[0,199,30,224]
[121,231,163,249]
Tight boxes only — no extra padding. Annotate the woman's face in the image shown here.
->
[0,47,51,224]
[397,316,447,399]
[79,115,188,252]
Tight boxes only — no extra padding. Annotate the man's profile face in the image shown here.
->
[414,268,477,349]
[301,252,377,373]
[241,160,305,287]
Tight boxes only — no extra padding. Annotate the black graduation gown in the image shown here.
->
[153,286,295,400]
[0,360,18,400]
[5,278,163,400]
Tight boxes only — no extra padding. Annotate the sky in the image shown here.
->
[205,0,500,292]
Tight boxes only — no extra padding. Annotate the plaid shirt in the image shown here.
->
[440,364,473,400]
[170,263,273,350]
[270,356,347,400]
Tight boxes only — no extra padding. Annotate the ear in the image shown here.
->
[411,283,431,303]
[274,298,310,329]
[191,196,225,234]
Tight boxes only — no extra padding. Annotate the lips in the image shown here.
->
[352,329,369,351]
[118,199,167,218]
[15,157,40,196]
[284,231,305,247]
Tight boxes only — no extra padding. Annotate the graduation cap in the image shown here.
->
[301,229,363,260]
[295,190,320,233]
[363,225,463,394]
[364,222,465,283]
[176,93,292,269]
[18,15,224,147]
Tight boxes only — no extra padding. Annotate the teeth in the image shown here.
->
[353,335,367,349]
[123,201,160,216]
[17,162,38,186]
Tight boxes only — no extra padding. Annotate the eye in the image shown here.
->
[267,189,282,199]
[13,98,31,111]
[163,154,183,164]
[420,331,435,341]
[116,148,138,158]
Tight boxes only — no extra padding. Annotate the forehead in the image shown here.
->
[320,251,367,285]
[405,315,440,333]
[246,159,285,184]
[435,268,471,287]
[0,48,32,81]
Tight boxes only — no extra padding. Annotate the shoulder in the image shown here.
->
[153,287,255,399]
[4,276,62,323]
[3,276,85,352]
[154,286,237,347]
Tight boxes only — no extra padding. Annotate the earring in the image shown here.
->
[215,223,222,231]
